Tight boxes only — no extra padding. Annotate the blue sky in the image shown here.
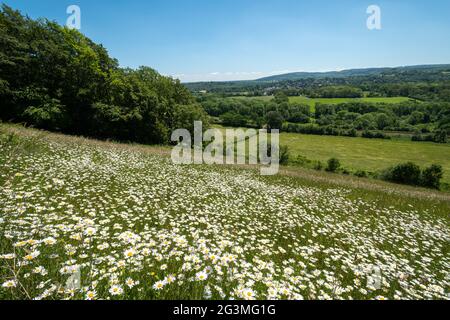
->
[3,0,450,82]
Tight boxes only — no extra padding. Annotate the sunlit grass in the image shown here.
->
[0,124,448,300]
[280,133,450,184]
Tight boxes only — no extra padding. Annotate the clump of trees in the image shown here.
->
[0,5,208,144]
[382,162,444,189]
[313,101,450,139]
[199,93,311,129]
[412,130,448,143]
[282,123,358,137]
[308,86,363,98]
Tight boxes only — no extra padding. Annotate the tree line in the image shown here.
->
[198,92,310,129]
[198,93,450,142]
[0,5,208,144]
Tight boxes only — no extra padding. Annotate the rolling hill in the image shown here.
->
[256,64,450,82]
[184,64,450,95]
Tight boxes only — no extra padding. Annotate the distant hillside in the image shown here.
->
[256,64,450,82]
[184,64,450,97]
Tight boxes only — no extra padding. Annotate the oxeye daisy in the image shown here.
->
[0,254,16,260]
[32,266,47,275]
[196,271,208,281]
[165,274,176,284]
[284,267,294,276]
[125,278,136,288]
[84,227,97,236]
[109,285,123,296]
[24,250,40,261]
[153,280,165,290]
[243,288,256,300]
[124,248,136,259]
[43,237,57,245]
[2,280,17,288]
[86,290,97,300]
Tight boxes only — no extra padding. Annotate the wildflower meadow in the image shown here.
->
[0,125,449,300]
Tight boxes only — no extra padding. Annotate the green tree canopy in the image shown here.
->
[0,5,208,144]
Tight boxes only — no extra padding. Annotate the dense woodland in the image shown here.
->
[0,5,208,144]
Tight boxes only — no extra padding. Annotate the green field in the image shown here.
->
[281,133,450,184]
[214,124,450,185]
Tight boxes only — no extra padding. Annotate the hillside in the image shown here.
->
[1,124,449,300]
[256,64,450,82]
[184,64,450,98]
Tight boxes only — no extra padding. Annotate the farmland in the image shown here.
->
[280,133,450,184]
[213,124,450,185]
[1,124,449,300]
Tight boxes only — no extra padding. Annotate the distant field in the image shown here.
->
[233,95,273,101]
[289,96,412,109]
[281,133,450,184]
[213,124,450,184]
[233,96,413,112]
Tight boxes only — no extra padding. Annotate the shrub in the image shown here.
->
[326,158,341,172]
[22,99,67,130]
[279,145,290,165]
[382,162,445,189]
[264,145,290,165]
[433,130,448,143]
[412,134,424,142]
[344,128,358,137]
[362,130,391,140]
[292,155,312,166]
[421,164,443,189]
[266,111,284,131]
[288,112,310,124]
[383,162,421,185]
[314,161,324,171]
[354,170,368,178]
[412,130,448,144]
[220,112,248,127]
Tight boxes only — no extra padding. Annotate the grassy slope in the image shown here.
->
[0,124,449,300]
[281,133,450,184]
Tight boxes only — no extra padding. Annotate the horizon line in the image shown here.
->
[177,62,450,84]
